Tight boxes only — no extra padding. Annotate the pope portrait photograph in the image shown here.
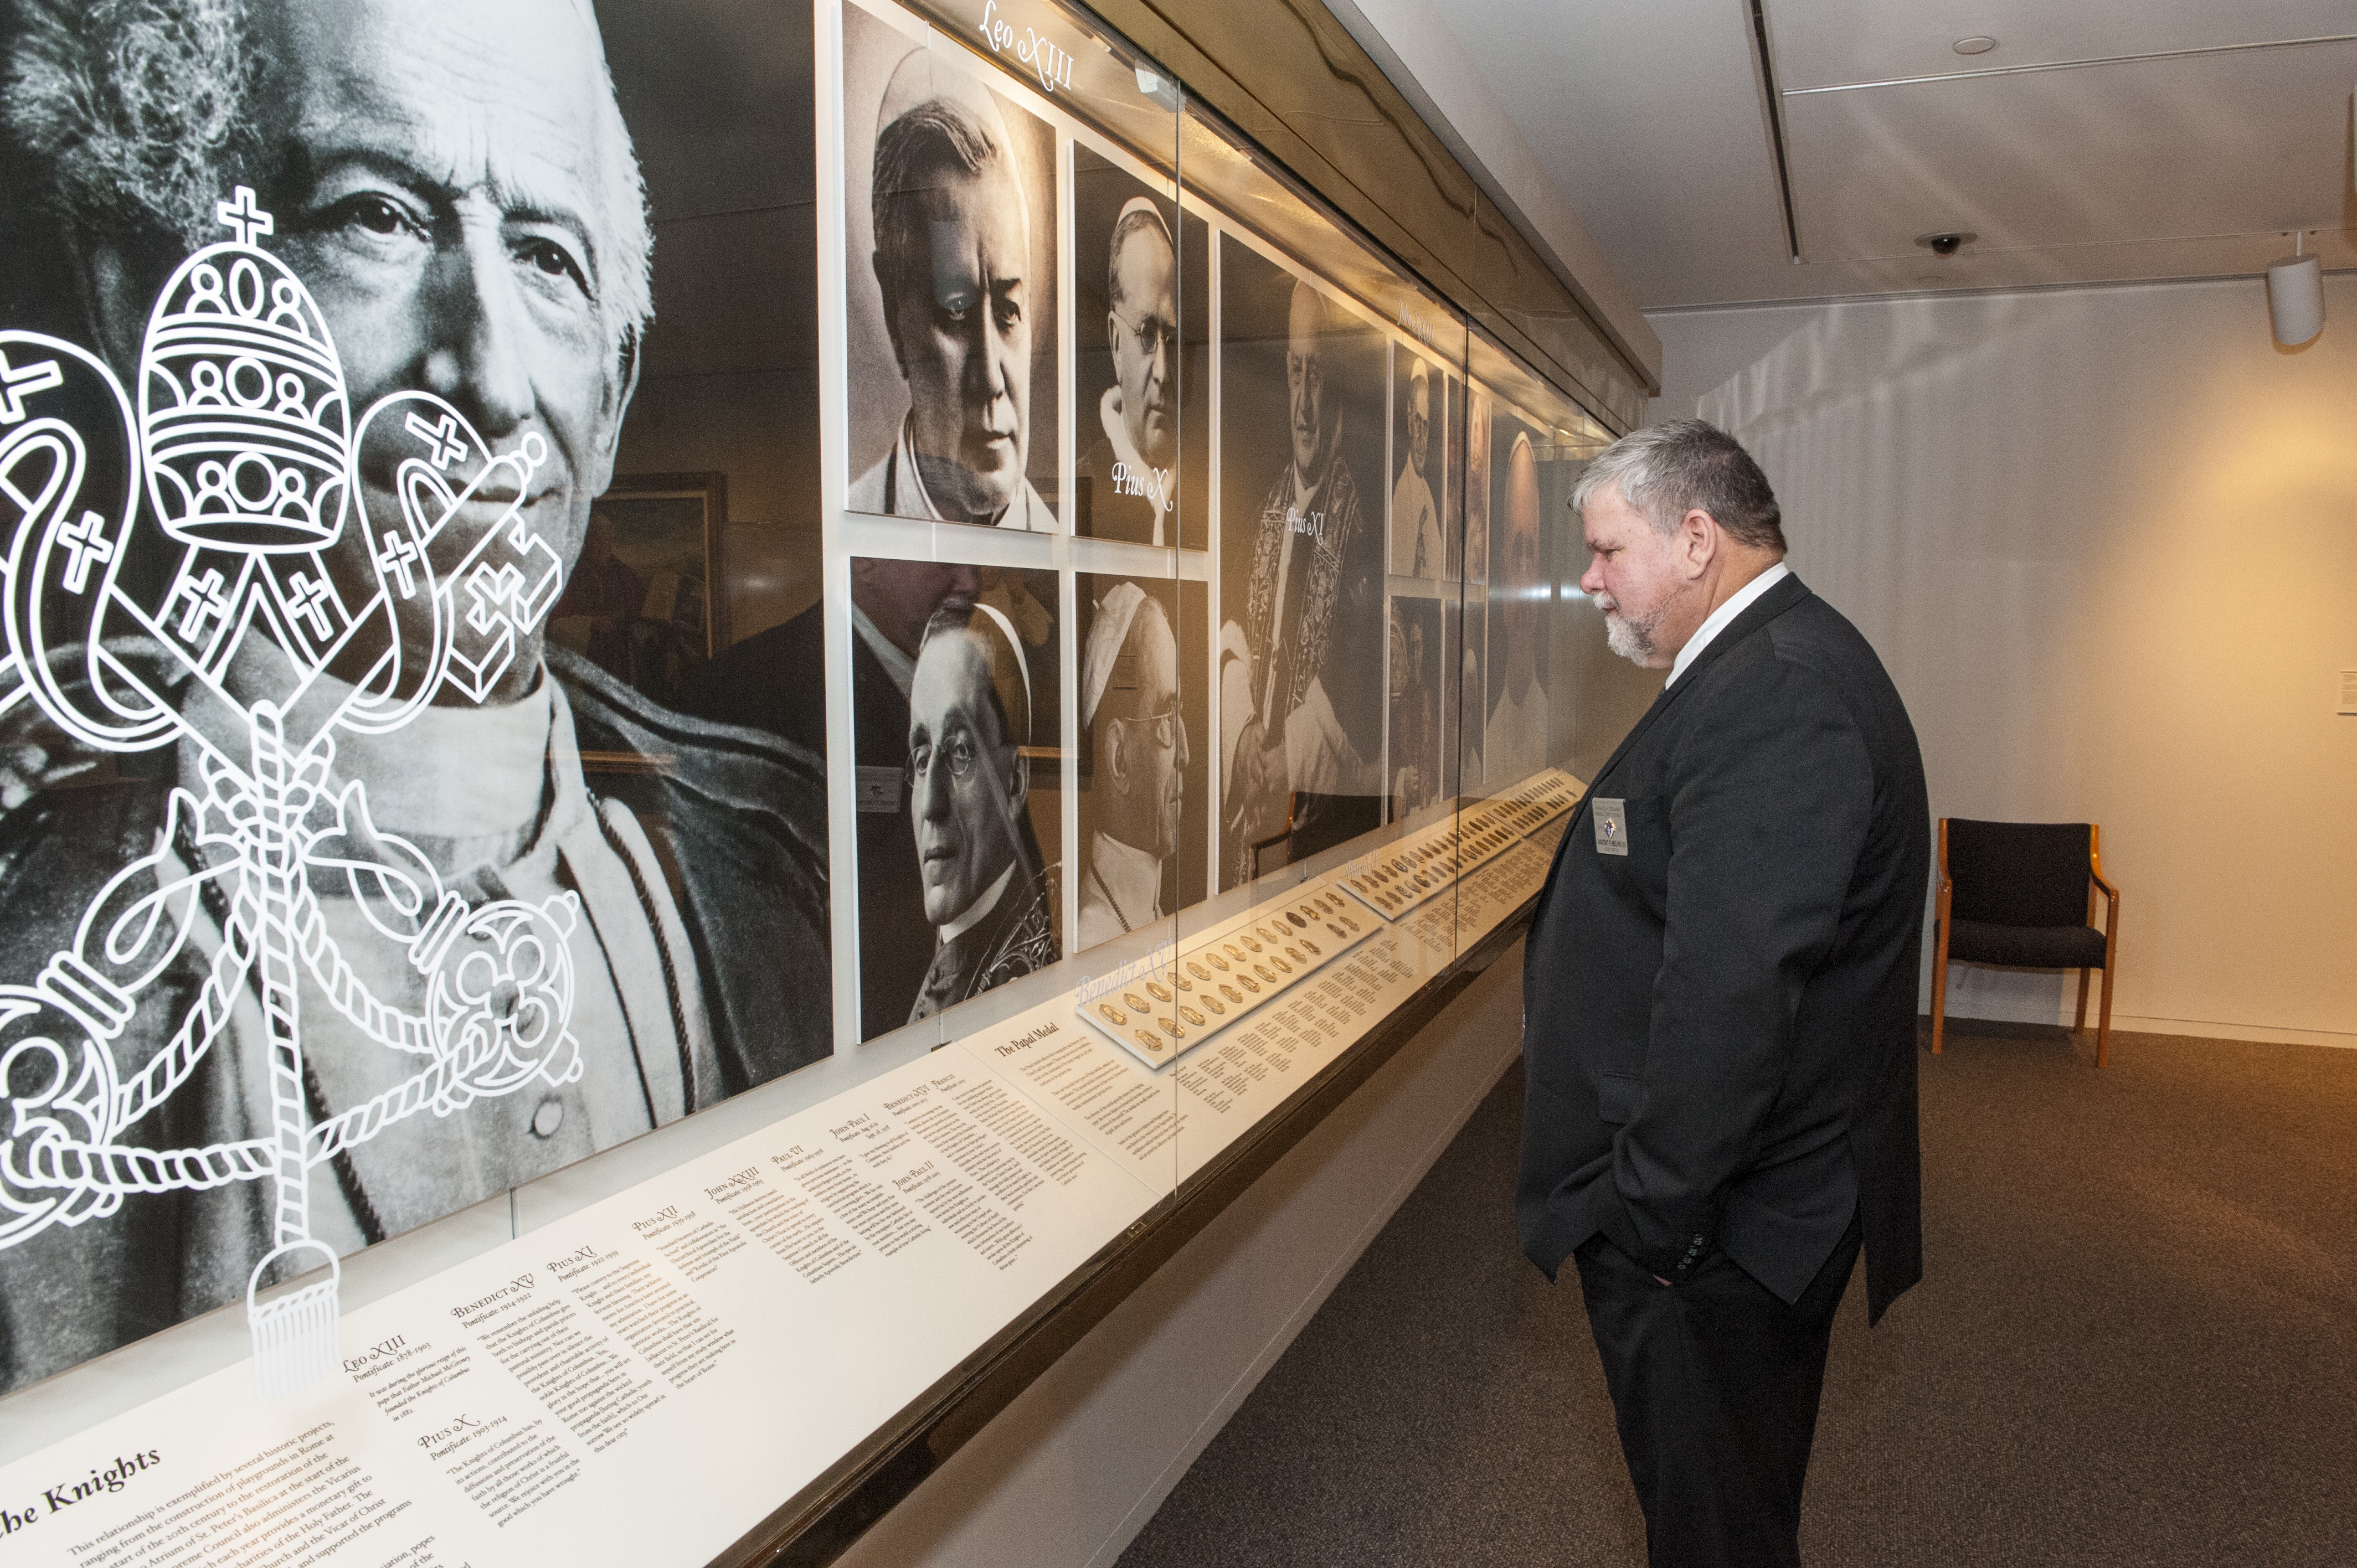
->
[0,0,832,1391]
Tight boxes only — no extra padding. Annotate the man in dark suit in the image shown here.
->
[1519,419,1928,1567]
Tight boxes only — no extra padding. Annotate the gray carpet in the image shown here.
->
[1115,1021,2357,1566]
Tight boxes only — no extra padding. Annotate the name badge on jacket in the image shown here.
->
[1593,797,1628,856]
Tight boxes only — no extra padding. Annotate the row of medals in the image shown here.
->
[1344,788,1563,915]
[1094,890,1367,1055]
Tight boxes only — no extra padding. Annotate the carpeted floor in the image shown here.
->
[1115,1021,2357,1567]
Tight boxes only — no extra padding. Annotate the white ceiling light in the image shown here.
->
[1952,37,1997,56]
[2267,231,2324,346]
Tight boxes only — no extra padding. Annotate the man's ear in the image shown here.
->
[1679,508,1719,576]
[874,251,908,378]
[1105,723,1130,796]
[1004,744,1029,811]
[1107,309,1123,364]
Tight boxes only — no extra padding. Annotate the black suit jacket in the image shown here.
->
[1518,572,1927,1323]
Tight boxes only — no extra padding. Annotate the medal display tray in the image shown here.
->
[1074,768,1585,1071]
[1334,768,1584,922]
[1072,883,1376,1069]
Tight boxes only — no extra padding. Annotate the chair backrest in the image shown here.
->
[1943,819,2093,927]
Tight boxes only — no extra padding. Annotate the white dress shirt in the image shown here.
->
[1668,561,1790,688]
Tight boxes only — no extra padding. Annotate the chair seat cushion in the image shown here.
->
[1947,919,2108,969]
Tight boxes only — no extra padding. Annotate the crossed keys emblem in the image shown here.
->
[0,192,580,1394]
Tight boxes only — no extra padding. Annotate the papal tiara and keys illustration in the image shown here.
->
[0,190,584,1395]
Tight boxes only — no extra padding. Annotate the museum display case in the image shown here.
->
[0,0,1652,1559]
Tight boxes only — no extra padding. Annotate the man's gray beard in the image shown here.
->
[1594,590,1662,666]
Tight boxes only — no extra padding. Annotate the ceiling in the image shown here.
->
[1431,0,2357,310]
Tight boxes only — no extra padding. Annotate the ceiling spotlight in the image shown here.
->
[1953,36,1996,55]
[1915,231,1977,257]
[2267,231,2324,346]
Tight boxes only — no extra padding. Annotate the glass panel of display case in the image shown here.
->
[822,0,1191,1218]
[0,0,1640,1525]
[1132,81,1493,1180]
[1449,330,1648,957]
[1213,230,1387,888]
[1466,328,1650,781]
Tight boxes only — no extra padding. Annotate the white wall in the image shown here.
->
[1652,277,2357,1046]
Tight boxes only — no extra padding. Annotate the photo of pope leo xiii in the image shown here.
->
[0,0,831,1392]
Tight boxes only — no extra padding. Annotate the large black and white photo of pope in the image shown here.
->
[0,0,831,1395]
[843,2,1058,530]
[1215,241,1383,890]
[1071,148,1206,548]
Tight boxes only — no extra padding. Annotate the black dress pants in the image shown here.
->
[1572,1213,1863,1568]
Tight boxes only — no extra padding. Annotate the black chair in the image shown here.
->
[1932,819,2121,1066]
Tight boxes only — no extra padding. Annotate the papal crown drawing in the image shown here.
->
[0,190,581,1395]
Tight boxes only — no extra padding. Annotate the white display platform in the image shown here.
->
[0,778,1579,1568]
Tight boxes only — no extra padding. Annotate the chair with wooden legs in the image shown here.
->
[1931,819,2122,1066]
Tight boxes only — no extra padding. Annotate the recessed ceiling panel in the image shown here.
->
[1782,40,2357,262]
[1438,0,1794,312]
[1769,0,2357,91]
